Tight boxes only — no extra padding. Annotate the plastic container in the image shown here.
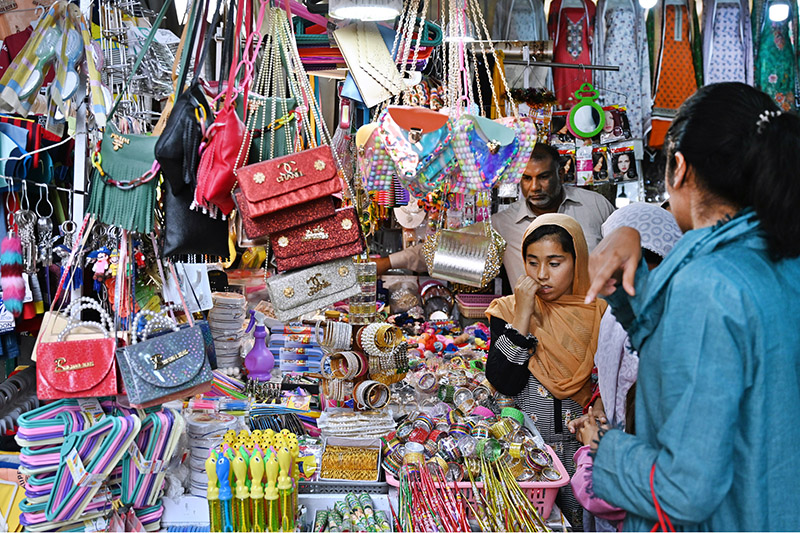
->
[455,294,501,319]
[385,444,568,519]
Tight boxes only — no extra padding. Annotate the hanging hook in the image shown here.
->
[35,183,54,219]
[20,180,29,211]
[5,193,15,230]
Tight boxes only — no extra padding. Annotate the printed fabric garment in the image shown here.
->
[650,3,698,146]
[704,2,749,83]
[549,0,596,107]
[601,6,647,137]
[756,20,797,111]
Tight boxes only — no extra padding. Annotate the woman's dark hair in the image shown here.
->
[625,382,636,435]
[664,82,800,259]
[523,225,576,260]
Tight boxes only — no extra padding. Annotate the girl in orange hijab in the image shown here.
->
[485,213,607,528]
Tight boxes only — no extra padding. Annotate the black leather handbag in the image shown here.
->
[162,178,229,259]
[154,0,220,193]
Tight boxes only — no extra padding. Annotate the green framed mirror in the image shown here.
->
[568,83,606,139]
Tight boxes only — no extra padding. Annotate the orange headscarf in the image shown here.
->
[486,214,607,406]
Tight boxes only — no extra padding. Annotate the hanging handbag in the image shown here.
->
[494,116,538,187]
[194,0,267,217]
[235,145,341,219]
[162,177,229,259]
[233,8,348,238]
[270,206,365,272]
[356,122,395,192]
[233,189,336,239]
[377,106,457,198]
[451,114,519,193]
[266,257,361,321]
[422,206,506,288]
[85,0,174,234]
[154,0,219,194]
[115,307,213,408]
[36,298,118,400]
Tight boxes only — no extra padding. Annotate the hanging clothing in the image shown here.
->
[549,0,596,107]
[702,0,753,85]
[648,0,701,147]
[593,0,652,138]
[755,20,798,111]
[492,0,553,91]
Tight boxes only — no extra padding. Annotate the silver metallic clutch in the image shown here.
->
[422,222,507,287]
[267,258,361,321]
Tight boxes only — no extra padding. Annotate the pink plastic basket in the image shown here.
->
[455,294,501,319]
[386,444,569,519]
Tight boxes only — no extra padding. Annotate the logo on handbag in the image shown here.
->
[277,161,304,183]
[302,226,329,241]
[487,140,501,154]
[110,133,130,151]
[54,358,96,373]
[306,274,331,296]
[409,128,423,144]
[150,349,190,371]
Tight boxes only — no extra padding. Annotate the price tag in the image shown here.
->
[66,448,104,488]
[78,398,106,423]
[129,442,162,474]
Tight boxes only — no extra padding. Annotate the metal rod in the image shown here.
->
[502,59,620,71]
[1,176,90,196]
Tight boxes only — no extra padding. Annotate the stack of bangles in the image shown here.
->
[357,323,403,358]
[323,351,368,380]
[316,320,353,352]
[354,380,391,409]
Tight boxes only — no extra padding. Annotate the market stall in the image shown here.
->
[0,0,778,529]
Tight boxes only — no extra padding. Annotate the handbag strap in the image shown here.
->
[649,464,676,533]
[108,0,176,122]
[177,0,224,94]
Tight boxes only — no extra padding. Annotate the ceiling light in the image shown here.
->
[639,0,658,9]
[329,0,402,21]
[769,0,790,21]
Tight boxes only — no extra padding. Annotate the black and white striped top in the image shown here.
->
[486,316,584,462]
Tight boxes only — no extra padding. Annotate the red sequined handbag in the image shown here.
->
[36,300,118,400]
[270,207,365,272]
[234,145,342,219]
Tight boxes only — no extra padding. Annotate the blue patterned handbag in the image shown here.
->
[116,309,212,407]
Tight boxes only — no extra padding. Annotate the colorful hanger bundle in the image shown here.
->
[45,414,140,522]
[121,408,184,516]
[13,400,175,530]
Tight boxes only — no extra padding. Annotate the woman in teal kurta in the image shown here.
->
[583,83,800,531]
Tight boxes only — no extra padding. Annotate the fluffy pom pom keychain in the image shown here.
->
[1,223,25,317]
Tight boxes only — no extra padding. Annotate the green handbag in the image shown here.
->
[86,123,159,234]
[86,0,173,234]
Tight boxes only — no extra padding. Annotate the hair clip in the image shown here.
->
[756,110,783,134]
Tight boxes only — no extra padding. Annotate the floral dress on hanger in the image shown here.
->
[595,0,652,138]
[702,0,753,84]
[756,20,797,111]
[549,0,596,107]
[649,0,699,147]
